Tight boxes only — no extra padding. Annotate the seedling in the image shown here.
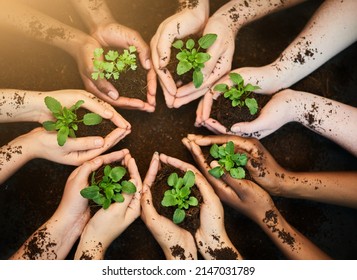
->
[91,46,137,81]
[80,165,137,210]
[208,141,248,179]
[214,73,261,115]
[42,96,102,146]
[172,33,217,88]
[161,170,198,224]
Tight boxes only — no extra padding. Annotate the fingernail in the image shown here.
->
[93,158,101,164]
[231,125,240,133]
[104,109,113,118]
[94,138,104,147]
[108,91,119,100]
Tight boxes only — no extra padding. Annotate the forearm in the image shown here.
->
[269,0,357,90]
[0,2,92,58]
[177,0,209,20]
[0,89,47,123]
[10,217,80,260]
[210,0,305,36]
[287,89,357,156]
[257,207,331,259]
[70,0,116,33]
[281,171,357,209]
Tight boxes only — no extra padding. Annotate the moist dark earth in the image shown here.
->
[0,0,356,260]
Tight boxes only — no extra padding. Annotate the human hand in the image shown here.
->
[141,152,197,260]
[183,134,289,197]
[150,1,209,107]
[91,22,157,112]
[172,16,236,108]
[75,150,142,259]
[195,65,281,133]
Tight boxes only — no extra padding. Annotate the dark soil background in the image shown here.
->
[0,0,356,260]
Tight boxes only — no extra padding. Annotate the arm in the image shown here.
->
[173,0,305,107]
[182,136,331,259]
[75,151,142,260]
[10,156,104,259]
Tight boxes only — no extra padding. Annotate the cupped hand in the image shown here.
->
[141,152,197,260]
[79,150,142,252]
[150,3,209,107]
[183,134,289,197]
[91,22,157,112]
[172,18,236,108]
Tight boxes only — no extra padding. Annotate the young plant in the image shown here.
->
[214,73,261,115]
[91,46,137,81]
[42,96,102,146]
[161,170,198,224]
[208,141,248,179]
[172,33,217,88]
[80,165,137,210]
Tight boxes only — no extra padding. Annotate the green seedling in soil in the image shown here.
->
[80,165,136,210]
[214,73,261,115]
[161,170,198,224]
[172,33,217,88]
[208,141,248,179]
[42,96,102,146]
[91,46,137,81]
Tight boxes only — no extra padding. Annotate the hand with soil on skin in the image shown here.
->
[150,0,209,107]
[142,152,241,260]
[10,155,106,260]
[75,150,142,260]
[182,135,331,260]
[70,0,157,112]
[185,134,357,209]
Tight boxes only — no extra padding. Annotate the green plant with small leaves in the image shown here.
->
[214,73,261,115]
[91,46,137,81]
[42,96,102,146]
[161,170,198,224]
[208,141,248,179]
[80,165,137,210]
[172,33,217,88]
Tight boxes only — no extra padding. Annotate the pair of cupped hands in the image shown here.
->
[56,133,283,260]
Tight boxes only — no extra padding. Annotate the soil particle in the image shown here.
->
[22,227,57,259]
[177,0,199,12]
[170,244,193,260]
[79,241,103,260]
[0,145,23,169]
[206,246,239,260]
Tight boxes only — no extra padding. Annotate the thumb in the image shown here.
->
[230,117,272,139]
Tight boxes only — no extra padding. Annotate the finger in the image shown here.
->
[156,26,176,69]
[131,35,151,71]
[97,149,130,165]
[143,152,160,188]
[91,76,120,101]
[102,128,130,151]
[140,181,160,224]
[67,157,103,183]
[65,136,105,152]
[195,97,204,127]
[204,118,229,134]
[159,153,199,174]
[146,67,157,107]
[200,91,214,121]
[173,87,209,108]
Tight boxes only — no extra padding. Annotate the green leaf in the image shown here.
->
[208,166,224,178]
[230,167,246,179]
[68,128,76,138]
[42,121,56,131]
[213,84,228,93]
[229,73,243,85]
[93,48,104,58]
[93,194,106,206]
[172,40,183,49]
[245,98,258,115]
[57,126,69,146]
[177,60,192,75]
[83,113,103,125]
[174,177,184,190]
[110,166,126,182]
[91,72,99,80]
[104,165,111,177]
[173,208,186,224]
[113,193,124,203]
[179,185,190,198]
[244,84,260,92]
[232,153,248,166]
[80,185,100,199]
[176,52,187,61]
[188,196,198,206]
[121,181,136,194]
[209,144,219,158]
[167,173,178,187]
[193,69,203,88]
[44,96,62,114]
[161,193,177,207]
[195,52,210,64]
[225,141,235,155]
[105,50,119,61]
[198,33,217,49]
[104,187,114,200]
[186,39,195,50]
[103,198,111,209]
[183,171,195,188]
[129,45,136,53]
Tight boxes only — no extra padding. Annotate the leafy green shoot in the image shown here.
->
[208,141,248,179]
[161,170,198,224]
[42,96,102,146]
[172,33,217,88]
[92,46,137,81]
[214,73,261,115]
[80,165,136,209]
